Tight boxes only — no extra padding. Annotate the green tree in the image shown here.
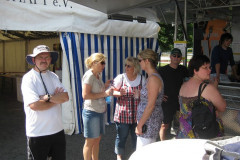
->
[158,23,193,52]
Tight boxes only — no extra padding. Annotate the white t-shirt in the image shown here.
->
[21,69,67,137]
[82,69,106,113]
[113,73,146,90]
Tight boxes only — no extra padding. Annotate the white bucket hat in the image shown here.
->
[26,45,58,65]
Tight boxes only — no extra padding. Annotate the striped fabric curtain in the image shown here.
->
[60,32,160,134]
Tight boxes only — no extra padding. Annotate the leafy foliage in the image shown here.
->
[158,22,193,52]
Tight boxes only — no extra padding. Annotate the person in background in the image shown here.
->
[158,48,188,141]
[135,49,164,148]
[112,57,146,160]
[177,55,226,138]
[229,60,240,82]
[211,32,238,82]
[21,45,69,160]
[82,53,113,160]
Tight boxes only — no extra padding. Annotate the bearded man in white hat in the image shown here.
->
[21,45,69,160]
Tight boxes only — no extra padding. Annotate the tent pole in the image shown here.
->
[3,41,5,73]
[25,40,29,72]
[159,7,167,24]
[174,5,177,42]
[174,0,188,40]
[184,0,187,66]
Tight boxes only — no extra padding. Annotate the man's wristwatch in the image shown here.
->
[46,94,51,102]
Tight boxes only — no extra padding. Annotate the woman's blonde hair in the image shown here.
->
[125,57,141,75]
[85,53,106,69]
[138,49,158,68]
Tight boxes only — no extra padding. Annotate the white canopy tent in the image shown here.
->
[0,0,160,134]
[0,0,159,37]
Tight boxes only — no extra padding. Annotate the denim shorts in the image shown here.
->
[82,109,105,138]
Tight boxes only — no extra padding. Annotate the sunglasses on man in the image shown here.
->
[172,54,181,58]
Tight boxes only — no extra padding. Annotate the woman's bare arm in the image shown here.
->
[202,84,226,112]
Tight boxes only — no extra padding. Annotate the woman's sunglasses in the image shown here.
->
[100,61,106,65]
[125,64,132,68]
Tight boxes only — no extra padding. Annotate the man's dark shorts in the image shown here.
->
[27,130,66,160]
[162,104,177,124]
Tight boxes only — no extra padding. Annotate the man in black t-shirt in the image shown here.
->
[158,48,188,140]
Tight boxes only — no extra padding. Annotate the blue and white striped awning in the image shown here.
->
[60,32,160,134]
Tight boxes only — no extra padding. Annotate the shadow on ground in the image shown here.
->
[0,93,133,160]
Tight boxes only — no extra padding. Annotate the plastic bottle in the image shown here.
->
[106,80,113,104]
[106,96,112,104]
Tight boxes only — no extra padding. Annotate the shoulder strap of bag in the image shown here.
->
[197,82,208,101]
[120,74,124,88]
[140,75,142,86]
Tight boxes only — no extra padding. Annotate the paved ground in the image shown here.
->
[0,93,134,160]
[1,83,238,160]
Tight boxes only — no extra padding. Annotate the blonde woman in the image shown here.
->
[112,57,146,160]
[82,53,113,160]
[136,49,164,148]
